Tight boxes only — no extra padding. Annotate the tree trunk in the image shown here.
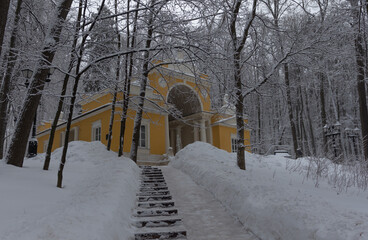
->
[118,0,139,157]
[234,52,246,169]
[0,0,10,57]
[228,0,257,169]
[0,0,23,160]
[284,63,299,158]
[6,0,73,167]
[106,0,122,151]
[43,65,71,170]
[57,68,82,188]
[350,0,368,160]
[57,0,105,188]
[130,0,157,162]
[304,89,316,155]
[355,32,368,160]
[43,0,84,170]
[319,72,327,154]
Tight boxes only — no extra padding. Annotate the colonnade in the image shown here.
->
[166,115,212,154]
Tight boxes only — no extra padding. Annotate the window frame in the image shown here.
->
[60,131,65,147]
[231,134,238,153]
[92,120,102,141]
[138,120,150,149]
[43,140,49,152]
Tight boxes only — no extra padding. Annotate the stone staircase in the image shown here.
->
[133,166,187,240]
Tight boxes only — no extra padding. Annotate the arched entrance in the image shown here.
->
[167,84,208,154]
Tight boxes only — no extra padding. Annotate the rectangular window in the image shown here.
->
[43,140,48,153]
[139,125,146,148]
[231,137,238,153]
[92,121,101,141]
[60,132,65,147]
[69,128,75,142]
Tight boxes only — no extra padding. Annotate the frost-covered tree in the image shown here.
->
[6,0,74,167]
[0,0,10,57]
[83,5,117,93]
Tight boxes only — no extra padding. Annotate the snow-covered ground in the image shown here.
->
[0,141,140,240]
[2,140,367,240]
[171,142,368,240]
[161,166,258,240]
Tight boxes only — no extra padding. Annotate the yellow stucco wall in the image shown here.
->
[212,125,251,153]
[37,107,167,156]
[148,69,211,112]
[81,92,123,114]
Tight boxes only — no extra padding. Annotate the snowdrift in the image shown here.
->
[0,141,140,240]
[171,142,368,240]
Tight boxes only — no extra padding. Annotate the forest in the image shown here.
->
[1,0,368,182]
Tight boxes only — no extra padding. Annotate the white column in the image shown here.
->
[165,115,170,153]
[176,126,182,151]
[193,123,199,142]
[208,120,213,144]
[200,119,206,142]
[170,129,175,148]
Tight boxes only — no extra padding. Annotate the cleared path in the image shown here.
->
[161,166,259,240]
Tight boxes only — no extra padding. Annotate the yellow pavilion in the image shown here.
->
[36,62,250,163]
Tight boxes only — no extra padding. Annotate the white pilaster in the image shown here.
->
[165,114,170,152]
[176,126,182,151]
[200,119,206,142]
[193,124,199,142]
[208,120,213,144]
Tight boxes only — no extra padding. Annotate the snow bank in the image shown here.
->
[171,142,368,240]
[0,141,140,240]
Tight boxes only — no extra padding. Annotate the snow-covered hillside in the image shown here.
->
[2,141,367,240]
[0,141,140,240]
[171,142,368,240]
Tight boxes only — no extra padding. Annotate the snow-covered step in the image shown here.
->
[134,166,187,239]
[134,215,182,228]
[142,174,163,177]
[140,186,168,192]
[137,200,175,209]
[142,169,162,172]
[138,195,172,202]
[135,208,178,217]
[142,177,164,181]
[135,219,182,228]
[142,179,166,183]
[141,175,164,180]
[140,183,167,188]
[137,190,170,196]
[134,226,187,240]
[142,174,164,177]
[142,172,162,175]
[142,172,163,175]
[142,176,164,179]
[141,173,163,177]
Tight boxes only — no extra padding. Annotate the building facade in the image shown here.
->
[36,63,250,163]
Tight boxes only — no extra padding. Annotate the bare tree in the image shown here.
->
[0,0,23,159]
[130,0,167,162]
[106,0,123,151]
[0,0,10,57]
[227,0,258,169]
[349,0,368,160]
[6,0,74,167]
[43,0,84,170]
[118,0,139,157]
[57,0,106,188]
